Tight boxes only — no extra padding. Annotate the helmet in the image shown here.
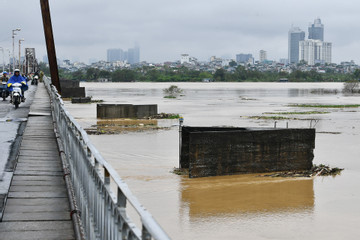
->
[3,71,7,75]
[14,69,20,72]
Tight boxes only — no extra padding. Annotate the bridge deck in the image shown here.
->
[0,83,75,240]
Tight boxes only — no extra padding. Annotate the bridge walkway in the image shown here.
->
[0,83,75,240]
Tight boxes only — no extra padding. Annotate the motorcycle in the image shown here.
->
[31,75,38,85]
[1,81,9,101]
[10,82,23,109]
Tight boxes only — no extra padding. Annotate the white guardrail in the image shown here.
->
[44,77,171,240]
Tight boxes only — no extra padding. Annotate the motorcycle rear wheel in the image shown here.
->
[14,96,20,109]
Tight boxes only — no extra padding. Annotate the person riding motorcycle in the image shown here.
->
[7,69,28,102]
[22,74,29,83]
[1,71,9,82]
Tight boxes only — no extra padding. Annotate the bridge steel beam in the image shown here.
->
[40,0,61,94]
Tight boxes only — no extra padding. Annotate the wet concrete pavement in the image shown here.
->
[0,85,36,217]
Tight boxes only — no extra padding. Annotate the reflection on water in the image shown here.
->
[181,175,314,217]
[64,82,360,240]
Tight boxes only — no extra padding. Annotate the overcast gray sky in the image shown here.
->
[0,0,359,64]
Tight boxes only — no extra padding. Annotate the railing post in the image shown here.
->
[142,226,152,240]
[117,188,126,209]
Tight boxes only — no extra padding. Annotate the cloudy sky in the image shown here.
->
[0,0,359,64]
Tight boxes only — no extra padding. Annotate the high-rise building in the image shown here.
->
[236,53,253,63]
[127,46,140,64]
[259,50,267,62]
[308,18,324,41]
[107,49,122,62]
[288,26,305,64]
[299,39,332,65]
[107,46,140,64]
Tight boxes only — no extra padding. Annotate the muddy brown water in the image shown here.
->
[65,82,360,240]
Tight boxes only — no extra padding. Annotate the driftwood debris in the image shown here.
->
[261,164,344,178]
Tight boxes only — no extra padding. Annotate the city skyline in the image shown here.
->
[1,1,360,64]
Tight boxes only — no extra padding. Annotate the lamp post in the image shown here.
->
[12,28,21,73]
[0,47,4,72]
[18,39,24,71]
[6,49,10,72]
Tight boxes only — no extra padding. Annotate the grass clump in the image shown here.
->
[247,116,290,120]
[171,168,189,176]
[264,111,330,115]
[163,85,183,98]
[148,113,181,119]
[289,104,360,108]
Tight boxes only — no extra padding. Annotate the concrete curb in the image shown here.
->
[0,120,27,221]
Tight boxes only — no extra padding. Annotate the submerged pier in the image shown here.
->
[180,126,316,178]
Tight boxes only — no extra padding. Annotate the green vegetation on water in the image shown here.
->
[148,113,181,119]
[264,111,330,115]
[290,104,360,108]
[246,116,291,120]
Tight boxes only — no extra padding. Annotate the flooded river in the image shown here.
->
[65,82,360,239]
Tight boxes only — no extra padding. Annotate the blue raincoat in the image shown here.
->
[7,74,28,92]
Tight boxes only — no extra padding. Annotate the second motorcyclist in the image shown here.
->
[1,71,9,82]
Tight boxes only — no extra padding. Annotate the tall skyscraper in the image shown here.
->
[107,49,123,62]
[127,45,140,64]
[298,18,331,65]
[107,45,140,64]
[308,18,324,41]
[259,50,267,62]
[288,26,305,64]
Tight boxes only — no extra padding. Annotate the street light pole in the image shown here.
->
[6,49,10,72]
[18,39,24,71]
[0,47,4,72]
[12,28,21,73]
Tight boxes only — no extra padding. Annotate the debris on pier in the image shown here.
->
[259,164,344,178]
[146,113,180,119]
[86,112,180,134]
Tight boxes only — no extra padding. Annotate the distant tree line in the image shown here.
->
[37,62,358,83]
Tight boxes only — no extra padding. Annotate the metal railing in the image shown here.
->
[44,77,171,240]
